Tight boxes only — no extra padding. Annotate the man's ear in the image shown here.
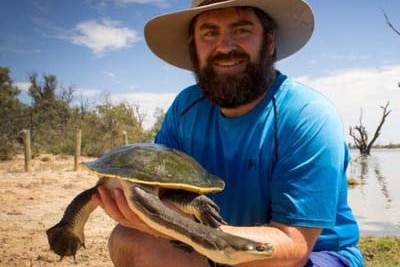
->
[267,31,276,57]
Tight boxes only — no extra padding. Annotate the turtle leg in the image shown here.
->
[127,185,273,266]
[46,186,98,260]
[190,194,227,227]
[161,191,226,253]
[161,190,226,228]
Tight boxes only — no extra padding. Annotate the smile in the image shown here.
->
[213,58,245,68]
[212,58,247,74]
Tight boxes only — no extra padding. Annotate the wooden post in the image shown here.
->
[23,129,31,172]
[123,131,128,145]
[74,129,81,171]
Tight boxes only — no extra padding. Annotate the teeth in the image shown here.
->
[215,60,242,67]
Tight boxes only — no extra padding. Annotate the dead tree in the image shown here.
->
[383,9,400,36]
[349,101,391,155]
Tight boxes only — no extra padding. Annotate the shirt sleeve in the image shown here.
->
[270,95,347,228]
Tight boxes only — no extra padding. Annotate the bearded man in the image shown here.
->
[94,1,364,266]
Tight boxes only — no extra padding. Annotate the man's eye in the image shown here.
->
[235,27,251,35]
[204,30,218,37]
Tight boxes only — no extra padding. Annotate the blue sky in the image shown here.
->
[1,0,400,144]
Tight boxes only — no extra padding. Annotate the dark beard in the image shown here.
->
[194,49,275,108]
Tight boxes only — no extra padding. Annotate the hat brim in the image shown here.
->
[144,0,314,71]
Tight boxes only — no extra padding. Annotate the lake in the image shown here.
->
[347,149,400,236]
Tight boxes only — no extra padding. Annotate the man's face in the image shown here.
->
[191,7,276,108]
[194,7,265,74]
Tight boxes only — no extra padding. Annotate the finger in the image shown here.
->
[92,191,103,208]
[114,188,137,219]
[97,186,126,222]
[114,188,152,231]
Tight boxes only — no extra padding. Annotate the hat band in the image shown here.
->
[195,0,229,7]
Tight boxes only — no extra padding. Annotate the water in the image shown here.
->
[347,149,400,236]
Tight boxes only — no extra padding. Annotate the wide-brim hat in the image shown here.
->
[144,0,314,71]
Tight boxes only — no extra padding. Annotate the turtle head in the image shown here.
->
[217,241,273,265]
[244,242,274,256]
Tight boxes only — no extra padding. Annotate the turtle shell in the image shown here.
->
[82,143,224,194]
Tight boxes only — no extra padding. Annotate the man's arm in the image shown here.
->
[94,186,322,267]
[220,223,322,267]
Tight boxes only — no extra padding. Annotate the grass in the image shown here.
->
[360,236,400,266]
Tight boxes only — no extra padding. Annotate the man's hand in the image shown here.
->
[92,186,160,236]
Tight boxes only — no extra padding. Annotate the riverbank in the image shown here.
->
[360,236,400,266]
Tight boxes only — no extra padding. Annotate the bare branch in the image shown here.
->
[382,9,400,36]
[133,104,146,128]
[366,101,391,152]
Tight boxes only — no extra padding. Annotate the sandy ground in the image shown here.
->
[0,154,116,267]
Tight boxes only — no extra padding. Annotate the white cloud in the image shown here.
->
[32,16,140,55]
[15,82,30,92]
[102,71,122,84]
[103,71,116,78]
[75,87,103,97]
[70,19,140,54]
[111,92,177,128]
[295,64,400,144]
[320,53,370,61]
[65,86,175,128]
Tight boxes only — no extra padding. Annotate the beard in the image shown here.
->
[193,46,276,108]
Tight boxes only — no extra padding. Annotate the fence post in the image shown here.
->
[123,131,128,145]
[74,129,82,171]
[23,129,31,172]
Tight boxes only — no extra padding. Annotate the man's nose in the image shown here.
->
[215,32,237,53]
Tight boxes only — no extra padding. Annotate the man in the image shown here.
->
[94,0,364,266]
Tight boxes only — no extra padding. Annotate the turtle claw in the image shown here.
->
[46,224,84,260]
[191,195,227,227]
[169,240,194,253]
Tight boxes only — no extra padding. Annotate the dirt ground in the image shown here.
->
[0,154,116,267]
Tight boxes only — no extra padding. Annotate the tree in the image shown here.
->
[349,102,391,155]
[27,73,75,152]
[2,67,167,157]
[80,100,152,156]
[149,107,165,138]
[0,66,28,159]
[350,10,398,155]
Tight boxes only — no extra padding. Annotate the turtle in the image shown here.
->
[46,143,273,265]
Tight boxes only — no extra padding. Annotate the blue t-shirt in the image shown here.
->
[155,71,364,266]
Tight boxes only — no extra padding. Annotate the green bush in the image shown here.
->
[0,139,16,160]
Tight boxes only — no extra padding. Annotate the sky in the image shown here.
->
[1,0,399,144]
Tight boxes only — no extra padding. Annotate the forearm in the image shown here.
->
[219,222,321,267]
